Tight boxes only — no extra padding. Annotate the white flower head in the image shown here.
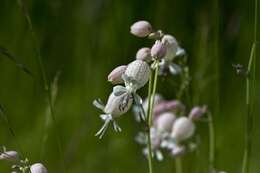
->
[30,163,48,173]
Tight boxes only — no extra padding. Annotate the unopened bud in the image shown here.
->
[0,151,19,162]
[136,47,152,62]
[162,34,178,61]
[153,100,185,116]
[154,112,176,132]
[30,163,48,173]
[171,117,195,142]
[130,21,152,37]
[107,65,127,84]
[189,106,207,120]
[124,60,150,91]
[151,41,167,60]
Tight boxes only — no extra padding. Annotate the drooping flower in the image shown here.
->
[93,86,133,138]
[162,34,178,62]
[0,151,19,162]
[189,105,207,120]
[154,112,176,133]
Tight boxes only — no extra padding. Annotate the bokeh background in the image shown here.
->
[0,0,259,172]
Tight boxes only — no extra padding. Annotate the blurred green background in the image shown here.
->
[0,0,259,172]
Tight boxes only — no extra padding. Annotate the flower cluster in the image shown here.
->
[135,95,207,160]
[93,20,186,139]
[0,147,48,173]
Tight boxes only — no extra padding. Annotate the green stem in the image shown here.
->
[175,157,183,173]
[208,112,215,173]
[146,61,159,173]
[16,1,66,172]
[242,0,258,172]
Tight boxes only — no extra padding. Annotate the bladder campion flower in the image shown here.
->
[30,163,48,173]
[130,21,153,37]
[108,65,127,85]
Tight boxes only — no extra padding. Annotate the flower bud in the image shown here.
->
[153,100,185,116]
[154,112,176,132]
[30,163,48,173]
[136,47,152,62]
[107,65,127,84]
[104,91,133,118]
[124,60,150,91]
[171,117,195,142]
[162,34,178,61]
[189,106,207,120]
[0,151,19,162]
[151,41,167,60]
[130,21,152,37]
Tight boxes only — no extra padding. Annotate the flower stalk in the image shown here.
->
[242,0,258,172]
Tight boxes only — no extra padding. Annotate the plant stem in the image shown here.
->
[208,112,215,173]
[175,157,183,173]
[16,1,66,172]
[146,61,159,173]
[242,0,258,172]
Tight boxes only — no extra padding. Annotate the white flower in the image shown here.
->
[30,163,48,173]
[162,34,178,62]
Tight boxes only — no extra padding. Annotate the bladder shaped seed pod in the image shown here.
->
[171,117,195,142]
[30,163,48,173]
[123,60,150,92]
[93,86,133,138]
[0,151,19,162]
[154,112,176,133]
[151,40,167,60]
[136,47,152,62]
[161,34,178,62]
[130,21,153,37]
[107,65,127,85]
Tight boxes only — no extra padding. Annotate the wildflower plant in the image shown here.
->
[92,20,229,173]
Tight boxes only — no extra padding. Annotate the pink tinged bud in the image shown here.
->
[130,21,152,37]
[154,112,176,132]
[162,34,178,61]
[189,106,207,120]
[107,65,127,84]
[153,100,185,116]
[171,145,186,157]
[143,94,164,115]
[104,91,133,118]
[171,117,195,142]
[151,41,167,59]
[0,151,19,162]
[124,60,150,91]
[30,163,48,173]
[136,47,152,62]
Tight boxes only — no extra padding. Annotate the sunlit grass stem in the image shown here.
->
[242,0,258,172]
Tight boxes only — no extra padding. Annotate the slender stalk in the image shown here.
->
[146,68,154,173]
[16,1,66,172]
[208,112,215,173]
[146,61,159,173]
[242,0,258,172]
[175,157,183,173]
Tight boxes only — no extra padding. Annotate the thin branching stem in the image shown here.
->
[242,0,258,172]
